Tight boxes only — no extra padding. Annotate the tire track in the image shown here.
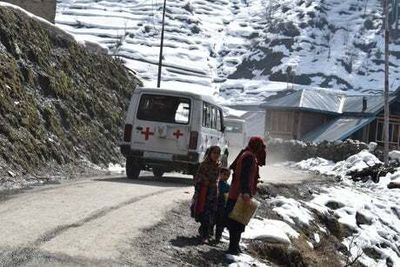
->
[32,188,174,246]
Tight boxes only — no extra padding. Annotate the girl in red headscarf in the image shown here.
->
[226,136,266,255]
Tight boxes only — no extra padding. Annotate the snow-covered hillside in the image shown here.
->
[56,0,400,103]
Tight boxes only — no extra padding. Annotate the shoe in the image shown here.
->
[226,248,240,256]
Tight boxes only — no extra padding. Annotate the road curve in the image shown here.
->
[0,175,193,266]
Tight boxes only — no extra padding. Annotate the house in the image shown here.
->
[2,0,57,22]
[261,88,400,149]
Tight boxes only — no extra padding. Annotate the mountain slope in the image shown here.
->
[56,0,400,103]
[0,4,140,178]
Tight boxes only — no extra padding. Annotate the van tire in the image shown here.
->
[152,168,164,178]
[126,157,140,179]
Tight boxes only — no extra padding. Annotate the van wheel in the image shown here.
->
[152,168,164,178]
[126,157,140,179]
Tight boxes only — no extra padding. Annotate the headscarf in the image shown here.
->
[203,145,221,162]
[229,136,266,170]
[248,136,266,166]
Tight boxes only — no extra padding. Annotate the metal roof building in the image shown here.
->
[261,88,400,146]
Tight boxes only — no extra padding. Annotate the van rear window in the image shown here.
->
[225,122,243,133]
[137,94,191,124]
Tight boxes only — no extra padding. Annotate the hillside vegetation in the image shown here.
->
[0,5,141,180]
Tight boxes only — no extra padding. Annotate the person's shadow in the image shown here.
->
[170,236,228,265]
[170,235,202,247]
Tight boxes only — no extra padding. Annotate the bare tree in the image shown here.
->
[324,30,334,60]
[344,234,364,267]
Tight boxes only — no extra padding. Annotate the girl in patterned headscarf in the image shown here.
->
[191,146,221,243]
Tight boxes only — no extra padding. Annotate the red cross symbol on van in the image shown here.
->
[173,129,184,139]
[141,127,154,140]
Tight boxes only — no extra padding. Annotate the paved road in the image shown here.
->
[0,174,192,266]
[228,147,314,185]
[0,151,315,266]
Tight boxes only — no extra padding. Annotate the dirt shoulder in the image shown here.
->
[131,176,350,267]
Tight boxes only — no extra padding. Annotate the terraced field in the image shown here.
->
[56,0,400,103]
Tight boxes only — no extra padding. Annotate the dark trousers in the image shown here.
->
[226,199,246,254]
[215,210,225,240]
[198,216,213,239]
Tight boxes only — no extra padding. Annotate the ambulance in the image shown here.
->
[224,118,247,148]
[120,87,229,179]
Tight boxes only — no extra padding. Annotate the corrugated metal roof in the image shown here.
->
[342,95,397,114]
[261,89,346,114]
[261,88,398,115]
[302,117,375,143]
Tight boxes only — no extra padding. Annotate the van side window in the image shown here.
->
[202,102,223,131]
[202,102,212,129]
[211,107,217,129]
[202,103,208,127]
[202,102,212,128]
[216,109,222,131]
[207,104,212,128]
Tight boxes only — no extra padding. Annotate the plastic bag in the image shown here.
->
[228,195,260,225]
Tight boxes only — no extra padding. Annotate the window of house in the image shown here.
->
[375,118,400,146]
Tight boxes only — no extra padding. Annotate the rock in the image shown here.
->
[355,211,372,226]
[251,242,306,266]
[387,181,400,189]
[320,214,343,239]
[389,151,400,162]
[81,40,108,55]
[368,142,378,152]
[325,201,344,210]
[363,246,382,260]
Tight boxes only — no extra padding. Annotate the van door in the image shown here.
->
[131,93,191,156]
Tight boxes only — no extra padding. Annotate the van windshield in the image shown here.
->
[225,121,243,133]
[137,94,191,124]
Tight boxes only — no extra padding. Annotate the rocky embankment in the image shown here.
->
[0,5,141,188]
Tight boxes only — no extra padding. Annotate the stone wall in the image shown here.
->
[267,139,377,163]
[2,0,56,22]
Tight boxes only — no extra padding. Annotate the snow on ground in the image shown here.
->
[270,196,314,226]
[224,217,300,266]
[226,253,270,267]
[293,149,382,179]
[242,218,299,244]
[107,163,125,174]
[287,150,400,266]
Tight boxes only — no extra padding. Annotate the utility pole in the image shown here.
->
[157,0,167,88]
[384,0,390,165]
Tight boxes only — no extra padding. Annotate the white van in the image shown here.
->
[224,118,247,148]
[120,87,229,179]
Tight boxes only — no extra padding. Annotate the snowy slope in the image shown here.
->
[56,0,400,103]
